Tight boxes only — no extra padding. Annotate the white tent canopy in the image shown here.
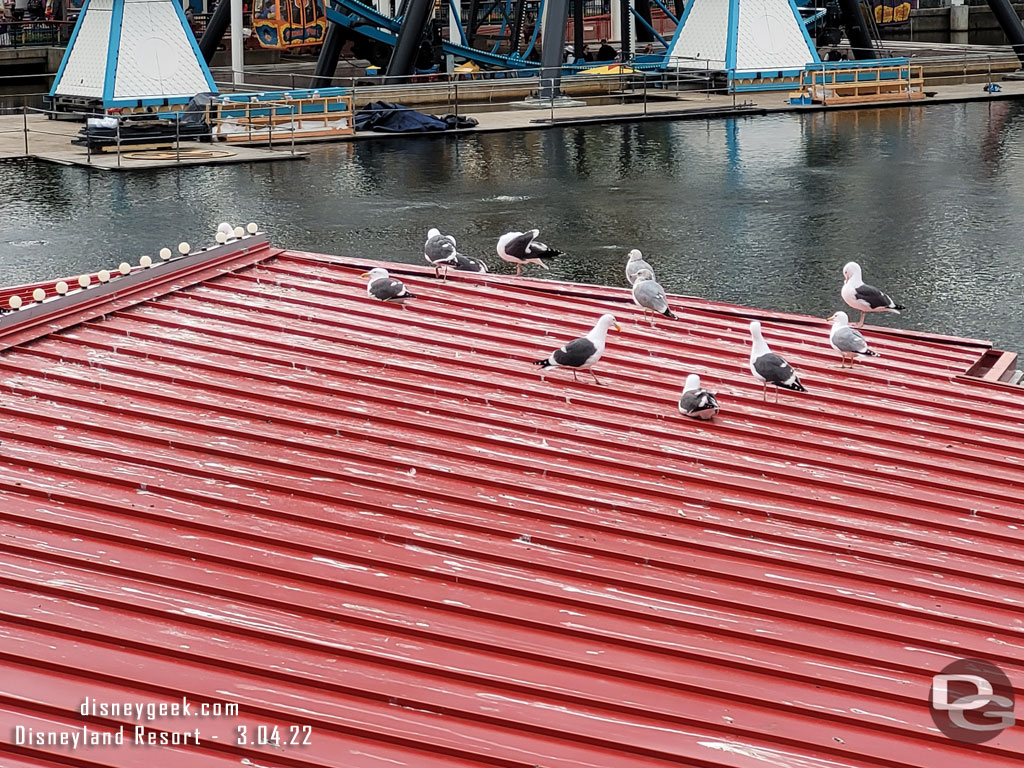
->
[51,0,216,108]
[666,0,820,72]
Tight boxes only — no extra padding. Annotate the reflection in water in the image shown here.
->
[1,101,1024,352]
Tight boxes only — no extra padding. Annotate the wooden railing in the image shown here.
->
[799,63,925,105]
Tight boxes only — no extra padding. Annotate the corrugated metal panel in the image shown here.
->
[2,241,1023,768]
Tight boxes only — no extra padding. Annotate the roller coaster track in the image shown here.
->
[326,0,541,69]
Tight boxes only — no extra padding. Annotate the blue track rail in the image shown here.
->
[327,0,540,69]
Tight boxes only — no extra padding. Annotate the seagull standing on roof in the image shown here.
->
[749,320,807,402]
[631,269,678,326]
[678,374,720,420]
[361,267,416,308]
[827,311,880,368]
[497,229,563,276]
[625,249,654,286]
[841,261,905,327]
[423,228,459,280]
[534,313,620,385]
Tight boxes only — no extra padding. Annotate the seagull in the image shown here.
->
[361,267,416,308]
[423,228,459,280]
[828,311,880,368]
[453,252,488,273]
[625,249,655,286]
[841,261,905,327]
[678,374,720,420]
[534,313,620,385]
[631,269,678,327]
[749,320,807,402]
[497,229,563,276]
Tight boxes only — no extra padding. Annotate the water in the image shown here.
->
[2,99,1024,353]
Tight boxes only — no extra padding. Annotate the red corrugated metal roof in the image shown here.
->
[2,238,1023,768]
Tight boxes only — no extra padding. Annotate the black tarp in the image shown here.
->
[355,101,478,133]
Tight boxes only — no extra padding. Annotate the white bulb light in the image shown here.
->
[178,242,190,255]
[139,255,153,268]
[159,247,172,261]
[246,222,258,234]
[215,231,228,244]
[9,295,22,309]
[119,262,131,275]
[233,226,244,238]
[55,281,69,295]
[78,275,90,288]
[98,270,111,282]
[32,288,45,302]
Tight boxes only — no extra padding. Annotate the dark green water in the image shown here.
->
[2,100,1024,352]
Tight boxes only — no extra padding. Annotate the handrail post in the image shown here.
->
[175,113,180,162]
[22,105,28,156]
[115,116,121,168]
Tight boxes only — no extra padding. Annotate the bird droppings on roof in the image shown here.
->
[1,238,1023,768]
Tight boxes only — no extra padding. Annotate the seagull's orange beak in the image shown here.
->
[359,272,370,278]
[826,313,835,322]
[613,323,622,332]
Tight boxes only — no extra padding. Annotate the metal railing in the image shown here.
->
[0,20,74,48]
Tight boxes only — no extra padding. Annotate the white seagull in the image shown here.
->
[678,374,720,420]
[534,313,621,385]
[828,311,880,368]
[749,320,807,402]
[625,249,655,286]
[423,228,459,280]
[361,267,416,308]
[497,229,563,276]
[841,261,905,327]
[631,268,678,327]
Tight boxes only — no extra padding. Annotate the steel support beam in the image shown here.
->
[836,0,875,59]
[312,21,348,87]
[987,0,1024,66]
[538,0,569,98]
[386,0,437,78]
[198,0,231,63]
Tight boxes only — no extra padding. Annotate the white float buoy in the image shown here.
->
[32,288,45,302]
[233,226,245,238]
[78,275,91,288]
[119,263,131,275]
[178,242,191,255]
[246,222,258,234]
[98,270,111,282]
[9,295,23,310]
[159,247,172,261]
[139,255,153,268]
[55,281,69,295]
[215,231,228,244]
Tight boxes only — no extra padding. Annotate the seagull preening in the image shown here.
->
[362,267,416,308]
[841,261,905,327]
[631,269,678,326]
[678,374,720,420]
[423,228,459,280]
[497,229,563,276]
[749,320,807,402]
[534,313,620,385]
[625,249,655,286]
[452,252,488,273]
[828,311,880,367]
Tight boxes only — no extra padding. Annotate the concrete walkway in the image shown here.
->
[1,77,1022,168]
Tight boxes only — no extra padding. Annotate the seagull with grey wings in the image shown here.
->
[678,374,720,420]
[749,320,807,402]
[827,311,880,367]
[625,249,655,286]
[630,268,678,326]
[534,313,620,385]
[497,229,563,276]
[841,261,905,327]
[362,267,416,308]
[423,228,460,280]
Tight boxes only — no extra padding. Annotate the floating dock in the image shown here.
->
[1,236,1022,767]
